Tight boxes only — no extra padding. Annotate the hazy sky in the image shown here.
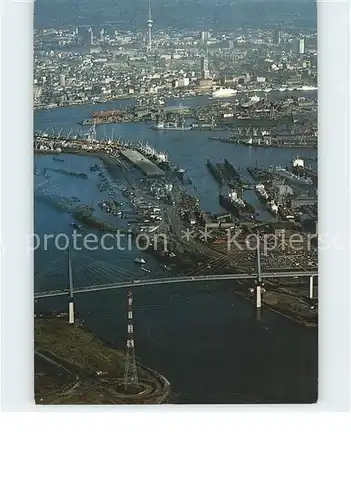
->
[35,0,316,30]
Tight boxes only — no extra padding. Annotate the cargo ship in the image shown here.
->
[212,87,237,98]
[269,165,313,185]
[152,120,192,131]
[137,142,170,167]
[255,184,279,216]
[219,188,256,219]
[291,156,318,183]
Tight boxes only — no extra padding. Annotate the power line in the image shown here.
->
[123,291,139,391]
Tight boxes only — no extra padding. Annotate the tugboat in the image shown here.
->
[176,168,186,181]
[161,264,171,271]
[90,164,100,172]
[134,257,146,264]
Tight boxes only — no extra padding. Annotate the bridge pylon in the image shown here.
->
[256,233,263,309]
[123,291,139,391]
[309,275,314,300]
[68,244,75,324]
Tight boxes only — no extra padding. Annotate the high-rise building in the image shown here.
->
[100,29,105,41]
[59,74,66,88]
[299,38,305,55]
[201,56,210,79]
[292,37,305,54]
[147,2,153,51]
[89,27,94,46]
[274,30,281,45]
[201,31,209,43]
[33,86,42,101]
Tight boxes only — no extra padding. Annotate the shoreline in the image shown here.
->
[35,315,171,404]
[145,244,317,328]
[233,289,317,328]
[34,87,318,113]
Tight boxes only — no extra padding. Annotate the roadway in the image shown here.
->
[34,270,318,299]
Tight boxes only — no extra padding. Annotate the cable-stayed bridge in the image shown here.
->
[34,270,317,299]
[35,244,318,323]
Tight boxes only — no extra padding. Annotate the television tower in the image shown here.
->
[88,27,94,46]
[147,1,153,51]
[123,291,139,390]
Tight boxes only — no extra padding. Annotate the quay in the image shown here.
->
[34,134,164,172]
[34,133,123,156]
[210,135,317,148]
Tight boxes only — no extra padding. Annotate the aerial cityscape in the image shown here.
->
[34,0,318,404]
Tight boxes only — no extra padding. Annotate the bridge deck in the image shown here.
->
[35,271,318,299]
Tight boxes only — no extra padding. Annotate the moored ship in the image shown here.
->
[269,165,313,185]
[255,184,279,215]
[152,120,192,131]
[212,87,237,98]
[219,188,256,219]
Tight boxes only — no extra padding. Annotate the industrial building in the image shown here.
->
[201,56,211,80]
[299,38,305,55]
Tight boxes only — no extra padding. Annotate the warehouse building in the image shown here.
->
[119,148,165,178]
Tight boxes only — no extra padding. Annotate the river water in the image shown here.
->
[34,96,318,404]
